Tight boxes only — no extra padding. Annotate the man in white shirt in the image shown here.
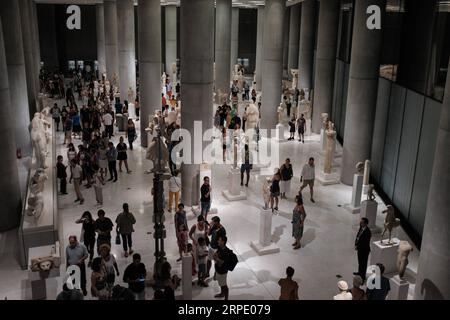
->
[70,159,84,204]
[300,157,315,203]
[102,111,114,138]
[168,170,181,213]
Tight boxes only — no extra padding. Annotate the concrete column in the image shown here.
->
[260,0,285,130]
[0,19,21,232]
[96,4,107,77]
[117,0,136,102]
[19,0,37,115]
[311,0,340,133]
[254,6,265,91]
[0,0,31,156]
[138,0,162,148]
[282,6,289,77]
[230,7,239,76]
[215,0,232,102]
[104,0,120,83]
[165,5,177,76]
[298,0,316,90]
[287,4,301,79]
[414,57,450,300]
[30,0,41,93]
[340,0,385,185]
[180,0,214,206]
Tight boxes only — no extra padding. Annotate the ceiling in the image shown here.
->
[34,0,302,8]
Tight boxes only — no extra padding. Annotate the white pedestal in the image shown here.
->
[275,123,285,141]
[388,275,409,300]
[315,170,340,185]
[191,206,218,216]
[360,200,381,232]
[250,209,280,255]
[182,253,192,300]
[222,168,246,201]
[370,238,400,274]
[350,174,363,213]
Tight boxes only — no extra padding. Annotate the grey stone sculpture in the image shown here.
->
[381,205,401,245]
[397,240,413,278]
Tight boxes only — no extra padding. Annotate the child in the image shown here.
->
[288,117,296,140]
[56,155,68,195]
[187,243,197,277]
[196,237,209,287]
[177,223,188,261]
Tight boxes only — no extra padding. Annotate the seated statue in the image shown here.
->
[146,137,170,173]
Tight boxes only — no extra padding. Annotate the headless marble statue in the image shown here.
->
[381,205,400,245]
[397,241,413,278]
[30,113,48,169]
[366,184,376,201]
[324,123,336,174]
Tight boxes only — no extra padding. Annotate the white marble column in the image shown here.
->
[19,0,37,115]
[96,3,107,77]
[254,6,265,91]
[0,0,31,156]
[215,0,232,102]
[138,0,162,147]
[312,0,340,133]
[230,7,239,76]
[414,57,450,300]
[180,0,214,206]
[287,4,301,80]
[261,0,285,130]
[104,0,120,83]
[340,0,385,185]
[298,0,316,91]
[117,0,136,103]
[0,18,22,231]
[165,5,177,76]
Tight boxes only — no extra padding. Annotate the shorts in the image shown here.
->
[240,164,252,173]
[208,246,217,260]
[214,272,228,287]
[301,179,314,188]
[201,202,211,216]
[271,191,280,198]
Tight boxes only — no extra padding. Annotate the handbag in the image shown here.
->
[115,233,121,245]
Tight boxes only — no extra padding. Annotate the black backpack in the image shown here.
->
[227,250,239,271]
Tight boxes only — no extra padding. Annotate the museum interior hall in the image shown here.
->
[0,0,449,301]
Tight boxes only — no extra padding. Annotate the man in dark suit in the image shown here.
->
[354,217,372,281]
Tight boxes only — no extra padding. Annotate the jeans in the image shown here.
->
[108,161,117,180]
[201,202,211,218]
[121,233,133,252]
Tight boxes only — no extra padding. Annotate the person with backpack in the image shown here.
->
[213,235,237,300]
[207,216,226,277]
[56,283,84,300]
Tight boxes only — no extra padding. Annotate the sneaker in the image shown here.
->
[311,198,315,203]
[74,198,80,203]
[240,182,243,186]
[124,252,129,257]
[176,257,182,262]
[129,249,134,255]
[245,184,248,187]
[80,199,84,205]
[113,179,117,182]
[127,170,132,174]
[214,293,225,298]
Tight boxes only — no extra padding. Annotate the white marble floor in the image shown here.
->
[0,97,420,300]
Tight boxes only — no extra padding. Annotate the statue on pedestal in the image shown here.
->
[30,113,48,169]
[245,103,259,131]
[298,99,311,120]
[381,205,400,245]
[26,191,44,219]
[262,177,271,210]
[321,113,330,131]
[171,62,177,83]
[366,184,376,201]
[397,241,413,278]
[146,136,169,173]
[277,103,284,125]
[30,255,60,272]
[291,69,299,90]
[30,169,48,194]
[363,160,371,186]
[356,162,365,175]
[324,122,336,174]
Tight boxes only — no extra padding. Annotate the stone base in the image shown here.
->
[360,200,381,232]
[222,189,247,201]
[362,184,369,195]
[315,171,340,185]
[388,275,409,300]
[250,241,280,256]
[275,123,285,141]
[370,238,400,274]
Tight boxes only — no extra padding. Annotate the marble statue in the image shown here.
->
[321,113,330,130]
[245,103,259,130]
[381,205,401,245]
[366,184,376,201]
[146,136,169,173]
[291,69,299,90]
[166,110,177,125]
[277,103,284,124]
[127,87,134,102]
[238,70,244,91]
[39,112,52,145]
[171,62,177,83]
[30,255,60,272]
[324,122,336,174]
[363,160,371,186]
[356,162,365,175]
[26,192,44,219]
[298,99,311,119]
[397,241,413,278]
[30,113,48,169]
[233,64,239,81]
[262,177,271,210]
[30,169,48,195]
[161,72,167,92]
